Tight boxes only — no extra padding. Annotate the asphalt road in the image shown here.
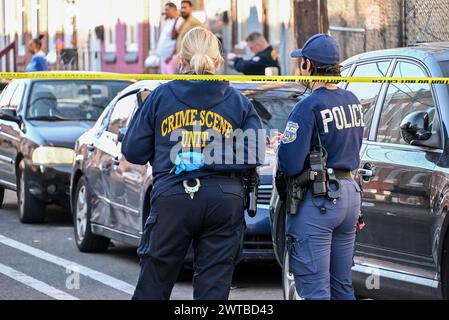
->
[0,190,283,300]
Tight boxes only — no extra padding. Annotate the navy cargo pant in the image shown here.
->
[132,176,245,300]
[286,179,361,300]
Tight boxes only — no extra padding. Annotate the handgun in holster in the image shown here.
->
[243,170,259,218]
[286,172,309,215]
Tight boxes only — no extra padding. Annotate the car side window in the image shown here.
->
[346,61,391,139]
[341,67,351,77]
[9,82,26,111]
[0,81,19,108]
[106,94,138,135]
[376,61,437,145]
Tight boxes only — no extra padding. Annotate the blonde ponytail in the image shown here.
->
[179,27,224,75]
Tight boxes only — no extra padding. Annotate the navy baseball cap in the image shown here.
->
[291,33,341,65]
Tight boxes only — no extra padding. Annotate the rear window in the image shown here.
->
[27,80,131,121]
[245,91,298,133]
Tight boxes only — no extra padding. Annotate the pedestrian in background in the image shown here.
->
[26,35,49,72]
[173,1,204,56]
[122,27,264,300]
[227,32,281,75]
[157,2,180,74]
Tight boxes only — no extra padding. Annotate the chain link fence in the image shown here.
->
[405,0,449,44]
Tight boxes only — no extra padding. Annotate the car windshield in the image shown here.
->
[27,80,131,121]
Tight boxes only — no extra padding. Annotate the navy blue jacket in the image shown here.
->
[122,80,265,202]
[278,87,364,177]
[234,46,281,76]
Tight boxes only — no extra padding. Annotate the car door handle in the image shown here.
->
[113,156,121,166]
[358,169,373,178]
[358,163,374,181]
[87,143,95,152]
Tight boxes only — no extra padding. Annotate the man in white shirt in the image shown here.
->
[157,2,180,74]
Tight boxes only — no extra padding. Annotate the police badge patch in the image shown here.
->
[282,121,299,144]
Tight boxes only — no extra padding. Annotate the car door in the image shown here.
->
[99,93,143,234]
[114,93,151,235]
[344,59,393,254]
[359,60,442,277]
[0,81,24,188]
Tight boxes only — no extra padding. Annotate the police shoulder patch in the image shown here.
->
[282,121,299,144]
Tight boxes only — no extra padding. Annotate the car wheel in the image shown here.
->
[442,230,449,300]
[74,176,110,252]
[17,161,45,224]
[282,250,300,300]
[0,186,4,208]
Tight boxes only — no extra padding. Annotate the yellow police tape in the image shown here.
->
[2,72,449,84]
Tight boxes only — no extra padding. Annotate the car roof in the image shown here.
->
[343,43,449,66]
[120,80,306,97]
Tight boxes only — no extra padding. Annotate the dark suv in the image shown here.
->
[271,43,449,300]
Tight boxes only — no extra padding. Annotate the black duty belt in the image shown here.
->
[203,172,241,179]
[333,170,354,180]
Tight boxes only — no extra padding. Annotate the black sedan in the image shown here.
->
[271,43,449,300]
[0,77,132,223]
[70,80,302,261]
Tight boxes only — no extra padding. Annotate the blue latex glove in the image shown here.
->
[174,152,205,175]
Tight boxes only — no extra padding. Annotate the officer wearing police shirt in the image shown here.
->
[277,34,364,300]
[228,32,281,75]
[122,27,265,300]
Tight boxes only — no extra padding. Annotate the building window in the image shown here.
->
[19,0,26,56]
[237,0,263,43]
[31,0,39,38]
[123,0,142,53]
[0,0,5,38]
[104,0,117,52]
[126,24,138,53]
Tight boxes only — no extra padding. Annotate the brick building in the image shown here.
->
[0,0,296,73]
[1,0,449,73]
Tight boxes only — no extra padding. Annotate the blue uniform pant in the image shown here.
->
[286,179,361,300]
[132,176,245,300]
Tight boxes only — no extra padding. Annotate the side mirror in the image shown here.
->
[137,91,151,108]
[0,109,21,124]
[117,127,128,143]
[400,111,432,146]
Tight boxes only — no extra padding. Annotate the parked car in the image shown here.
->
[0,76,133,223]
[271,43,449,300]
[70,80,303,261]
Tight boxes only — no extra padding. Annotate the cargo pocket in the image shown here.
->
[137,213,159,259]
[288,236,317,276]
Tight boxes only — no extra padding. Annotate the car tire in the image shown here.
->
[282,250,300,300]
[274,202,287,266]
[0,186,4,208]
[442,230,449,300]
[17,161,46,224]
[73,176,110,252]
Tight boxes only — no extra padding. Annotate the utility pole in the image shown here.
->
[294,0,329,48]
